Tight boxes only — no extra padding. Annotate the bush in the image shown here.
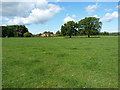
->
[56,31,61,36]
[23,32,32,37]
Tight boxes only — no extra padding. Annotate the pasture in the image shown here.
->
[2,36,118,88]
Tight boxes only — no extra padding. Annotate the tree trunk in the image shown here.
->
[88,34,90,38]
[69,35,71,38]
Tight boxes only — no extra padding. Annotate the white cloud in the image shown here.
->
[2,0,62,25]
[93,15,100,18]
[35,0,48,9]
[105,9,112,11]
[86,4,99,13]
[101,11,118,22]
[64,16,75,23]
[2,17,9,21]
[1,2,34,16]
[72,14,76,18]
[55,0,60,2]
[45,25,48,27]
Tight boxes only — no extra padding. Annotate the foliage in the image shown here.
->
[99,31,109,35]
[60,17,102,38]
[43,31,53,34]
[61,21,77,38]
[56,31,61,36]
[1,25,29,37]
[78,17,102,37]
[109,33,119,36]
[23,32,32,37]
[32,34,41,37]
[99,32,120,36]
[42,31,54,37]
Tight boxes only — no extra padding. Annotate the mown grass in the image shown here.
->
[2,36,118,88]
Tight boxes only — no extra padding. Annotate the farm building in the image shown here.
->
[41,33,56,37]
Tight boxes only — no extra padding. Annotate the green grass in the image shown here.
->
[2,36,118,88]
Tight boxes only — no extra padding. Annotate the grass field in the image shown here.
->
[2,36,118,88]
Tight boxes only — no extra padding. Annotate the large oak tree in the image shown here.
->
[78,17,102,38]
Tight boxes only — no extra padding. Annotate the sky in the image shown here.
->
[1,0,120,34]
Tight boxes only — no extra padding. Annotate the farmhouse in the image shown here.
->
[50,34,56,37]
[41,33,56,37]
[41,33,49,37]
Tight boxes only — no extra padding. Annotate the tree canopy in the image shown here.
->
[60,17,102,38]
[23,32,32,37]
[43,31,53,34]
[61,21,77,38]
[1,25,29,37]
[56,31,61,36]
[78,17,102,37]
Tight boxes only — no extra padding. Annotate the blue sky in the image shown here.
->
[1,1,119,34]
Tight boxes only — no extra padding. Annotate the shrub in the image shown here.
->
[23,32,32,37]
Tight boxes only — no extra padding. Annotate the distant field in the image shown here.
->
[2,36,118,88]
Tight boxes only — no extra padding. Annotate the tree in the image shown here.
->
[61,21,77,38]
[43,31,53,34]
[43,31,48,34]
[1,26,14,37]
[18,25,29,37]
[1,25,29,37]
[61,24,67,36]
[78,17,102,37]
[56,31,61,36]
[43,31,53,37]
[23,32,32,37]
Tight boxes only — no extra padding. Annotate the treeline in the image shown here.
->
[99,32,119,36]
[55,17,119,38]
[1,25,32,37]
[56,17,102,38]
[56,31,120,36]
[0,17,119,38]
